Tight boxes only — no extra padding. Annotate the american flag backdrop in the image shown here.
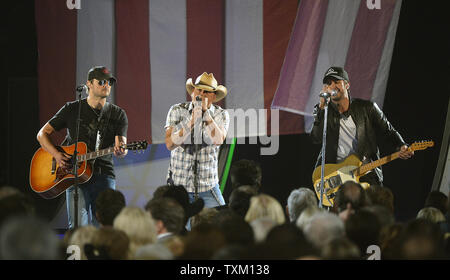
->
[34,0,402,223]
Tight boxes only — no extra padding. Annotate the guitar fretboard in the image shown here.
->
[77,147,115,162]
[354,151,401,176]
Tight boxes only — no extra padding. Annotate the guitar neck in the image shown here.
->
[77,147,116,162]
[355,151,401,176]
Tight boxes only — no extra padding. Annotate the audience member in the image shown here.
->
[424,191,448,216]
[68,225,98,260]
[135,243,174,260]
[145,197,185,240]
[334,181,369,214]
[245,194,285,225]
[229,159,262,191]
[345,209,381,257]
[152,185,171,200]
[178,223,226,260]
[363,205,395,229]
[365,184,394,213]
[113,207,157,259]
[95,189,126,226]
[0,216,61,260]
[321,237,361,260]
[303,212,345,251]
[417,207,446,223]
[263,223,317,259]
[250,217,278,243]
[82,226,129,260]
[286,187,318,223]
[0,192,36,227]
[212,209,254,247]
[393,219,446,259]
[163,185,204,232]
[191,207,218,229]
[296,206,323,231]
[228,185,258,218]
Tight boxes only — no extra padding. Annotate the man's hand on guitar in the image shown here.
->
[114,143,127,158]
[55,151,72,168]
[399,145,414,160]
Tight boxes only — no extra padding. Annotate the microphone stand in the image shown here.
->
[72,86,84,229]
[192,97,202,200]
[318,96,331,209]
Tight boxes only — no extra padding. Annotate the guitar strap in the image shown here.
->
[95,102,112,152]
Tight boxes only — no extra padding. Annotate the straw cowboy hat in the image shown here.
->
[186,72,227,103]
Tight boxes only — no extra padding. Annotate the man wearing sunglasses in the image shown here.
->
[310,66,413,187]
[37,66,128,228]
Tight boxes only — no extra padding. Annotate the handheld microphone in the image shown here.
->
[319,90,337,98]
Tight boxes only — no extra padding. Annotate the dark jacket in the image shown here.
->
[310,98,406,183]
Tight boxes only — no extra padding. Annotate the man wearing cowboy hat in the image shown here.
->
[164,72,230,209]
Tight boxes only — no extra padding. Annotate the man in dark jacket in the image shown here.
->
[310,66,413,185]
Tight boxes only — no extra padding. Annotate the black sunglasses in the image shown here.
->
[97,79,114,86]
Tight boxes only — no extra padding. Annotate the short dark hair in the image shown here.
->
[230,160,262,190]
[229,185,258,218]
[95,189,126,226]
[145,197,185,234]
[335,181,368,213]
[424,191,448,215]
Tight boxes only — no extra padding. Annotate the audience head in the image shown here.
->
[335,181,368,213]
[250,217,278,243]
[296,206,324,230]
[230,159,262,190]
[145,197,185,235]
[178,223,226,260]
[152,185,171,200]
[264,223,317,259]
[245,194,285,225]
[0,192,36,227]
[212,209,254,247]
[229,185,258,218]
[345,209,381,256]
[163,185,204,225]
[303,212,345,250]
[191,207,218,229]
[396,219,446,259]
[0,216,60,260]
[68,225,98,260]
[424,191,448,215]
[85,226,130,260]
[363,205,395,229]
[417,207,446,223]
[286,187,318,222]
[95,189,126,226]
[365,184,394,213]
[321,237,361,260]
[113,206,157,258]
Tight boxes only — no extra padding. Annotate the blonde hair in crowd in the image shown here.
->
[245,194,286,225]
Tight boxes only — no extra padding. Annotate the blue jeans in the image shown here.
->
[186,184,225,231]
[66,174,115,229]
[187,184,225,208]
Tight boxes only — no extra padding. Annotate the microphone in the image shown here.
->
[319,90,337,98]
[76,85,87,92]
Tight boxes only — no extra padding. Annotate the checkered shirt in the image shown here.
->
[165,102,230,193]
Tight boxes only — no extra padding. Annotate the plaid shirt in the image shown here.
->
[165,102,230,193]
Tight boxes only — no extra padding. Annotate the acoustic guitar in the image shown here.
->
[29,140,148,199]
[312,140,434,207]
